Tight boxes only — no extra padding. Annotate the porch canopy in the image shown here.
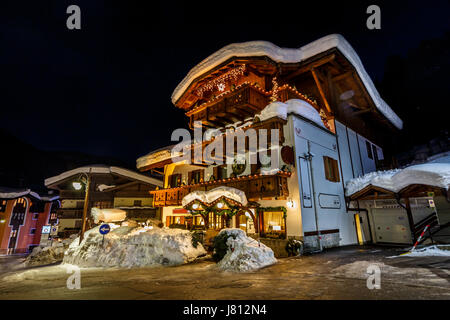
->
[181,186,256,230]
[346,163,450,201]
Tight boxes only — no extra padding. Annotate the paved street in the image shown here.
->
[0,246,449,300]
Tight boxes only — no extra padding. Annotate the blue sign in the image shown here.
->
[99,224,111,235]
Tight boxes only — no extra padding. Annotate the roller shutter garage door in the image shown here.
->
[371,208,412,244]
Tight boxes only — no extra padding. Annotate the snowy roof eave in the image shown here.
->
[45,165,163,188]
[345,163,450,197]
[0,187,59,201]
[172,34,403,130]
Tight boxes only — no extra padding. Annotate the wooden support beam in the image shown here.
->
[404,197,417,243]
[285,54,336,80]
[311,68,332,114]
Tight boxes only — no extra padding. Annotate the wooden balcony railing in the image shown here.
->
[150,172,291,207]
[187,83,269,128]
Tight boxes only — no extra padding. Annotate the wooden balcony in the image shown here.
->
[187,83,269,128]
[151,172,291,207]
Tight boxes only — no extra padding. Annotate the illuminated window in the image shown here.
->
[261,211,285,238]
[0,200,7,212]
[323,156,340,182]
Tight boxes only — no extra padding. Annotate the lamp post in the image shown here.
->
[72,169,92,245]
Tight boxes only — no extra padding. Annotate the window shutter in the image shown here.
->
[188,171,193,185]
[213,166,219,180]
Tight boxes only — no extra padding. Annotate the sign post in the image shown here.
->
[99,224,111,248]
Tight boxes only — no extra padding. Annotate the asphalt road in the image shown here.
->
[0,246,449,300]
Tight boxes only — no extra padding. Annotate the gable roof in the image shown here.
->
[0,186,59,201]
[45,165,163,188]
[172,34,403,130]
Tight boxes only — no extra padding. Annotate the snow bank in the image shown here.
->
[216,229,277,272]
[91,207,127,224]
[63,224,206,268]
[23,236,76,267]
[258,100,326,129]
[23,244,66,267]
[346,163,450,196]
[182,186,248,207]
[405,245,450,257]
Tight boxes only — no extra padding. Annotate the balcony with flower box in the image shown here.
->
[150,171,291,207]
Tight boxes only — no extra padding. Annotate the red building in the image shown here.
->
[0,187,59,254]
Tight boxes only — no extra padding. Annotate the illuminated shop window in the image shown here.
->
[261,211,286,238]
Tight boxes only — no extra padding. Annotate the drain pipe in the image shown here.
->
[306,141,323,252]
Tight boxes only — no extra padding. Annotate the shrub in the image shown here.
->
[212,232,236,262]
[191,231,204,248]
[286,239,303,256]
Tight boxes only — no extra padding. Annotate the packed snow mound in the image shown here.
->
[346,163,450,196]
[24,244,65,267]
[216,228,277,272]
[23,236,76,267]
[63,224,206,268]
[258,100,326,129]
[182,186,248,207]
[91,207,127,224]
[405,245,450,257]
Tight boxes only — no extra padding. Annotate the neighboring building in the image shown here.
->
[346,160,450,246]
[137,34,403,252]
[0,187,59,254]
[44,165,163,237]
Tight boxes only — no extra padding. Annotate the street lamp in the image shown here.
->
[72,169,92,245]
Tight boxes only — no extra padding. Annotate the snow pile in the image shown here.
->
[23,244,66,267]
[258,100,326,129]
[97,184,115,191]
[216,229,277,272]
[182,186,248,207]
[91,207,127,224]
[405,245,450,257]
[23,236,76,267]
[346,163,450,196]
[63,224,206,268]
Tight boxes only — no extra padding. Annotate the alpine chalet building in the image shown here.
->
[137,34,403,252]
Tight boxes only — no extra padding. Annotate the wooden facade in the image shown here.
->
[151,172,290,207]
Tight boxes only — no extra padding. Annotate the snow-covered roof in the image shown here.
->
[182,186,248,207]
[345,163,450,197]
[0,186,59,201]
[45,165,163,188]
[136,145,182,171]
[259,100,326,128]
[172,34,403,130]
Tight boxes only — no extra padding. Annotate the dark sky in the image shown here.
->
[0,0,449,167]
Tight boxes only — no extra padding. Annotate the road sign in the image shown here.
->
[41,225,51,234]
[99,224,111,235]
[50,226,59,236]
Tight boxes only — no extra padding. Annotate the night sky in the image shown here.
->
[0,0,449,167]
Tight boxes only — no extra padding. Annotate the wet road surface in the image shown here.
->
[0,246,448,299]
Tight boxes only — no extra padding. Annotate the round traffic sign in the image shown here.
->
[99,224,111,235]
